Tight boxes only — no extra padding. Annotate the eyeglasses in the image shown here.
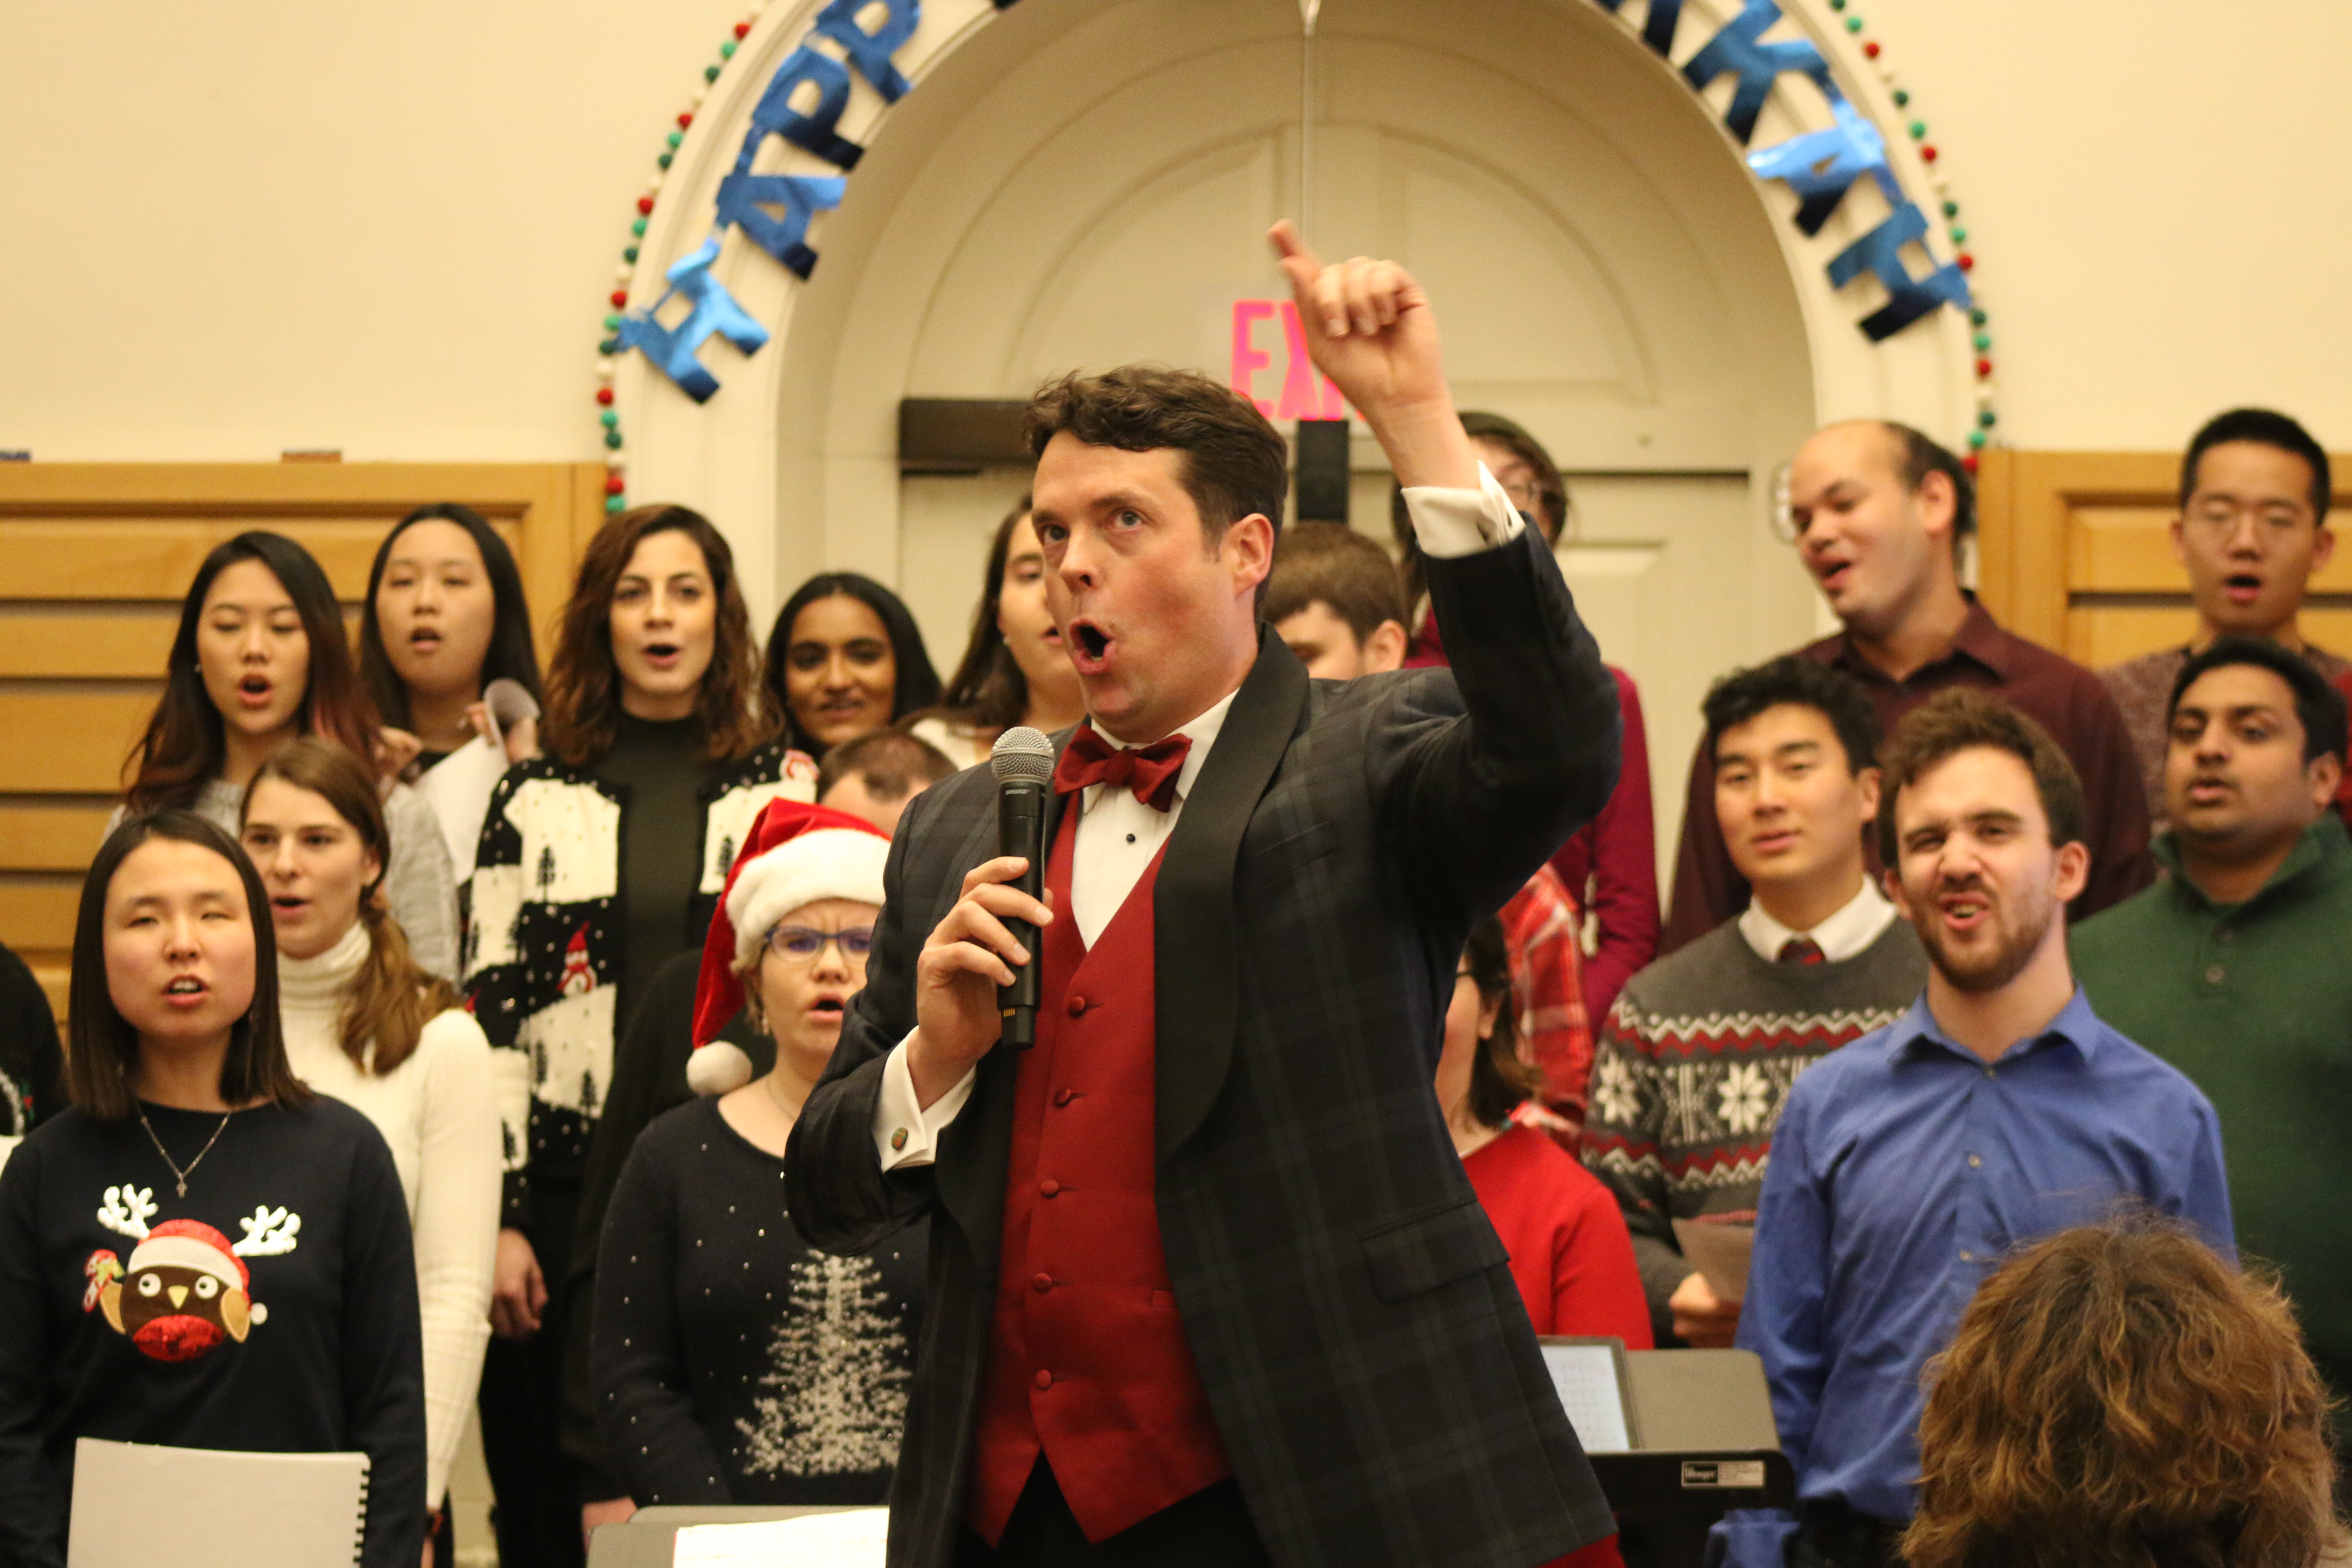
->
[764,925,875,962]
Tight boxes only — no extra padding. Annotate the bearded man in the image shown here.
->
[1720,688,2234,1568]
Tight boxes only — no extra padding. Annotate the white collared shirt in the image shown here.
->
[1737,875,1899,965]
[870,465,1526,1170]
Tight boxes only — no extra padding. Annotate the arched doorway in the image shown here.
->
[616,0,1978,864]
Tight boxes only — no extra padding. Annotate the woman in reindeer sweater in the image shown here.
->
[460,504,813,1564]
[0,812,423,1568]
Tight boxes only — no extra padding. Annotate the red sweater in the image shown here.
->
[1463,1126,1653,1347]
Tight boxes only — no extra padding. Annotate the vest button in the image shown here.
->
[1067,994,1087,1016]
[1034,1369,1054,1390]
[1032,1272,1053,1293]
[1039,1178,1060,1197]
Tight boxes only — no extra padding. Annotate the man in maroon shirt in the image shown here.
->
[1660,421,2152,953]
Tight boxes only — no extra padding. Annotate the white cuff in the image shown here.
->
[1401,462,1528,558]
[872,1033,977,1171]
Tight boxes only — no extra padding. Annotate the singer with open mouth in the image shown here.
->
[786,224,1624,1568]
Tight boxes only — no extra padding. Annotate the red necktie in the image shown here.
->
[1051,723,1192,812]
[1778,937,1827,966]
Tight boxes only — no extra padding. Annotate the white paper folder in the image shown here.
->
[69,1437,369,1568]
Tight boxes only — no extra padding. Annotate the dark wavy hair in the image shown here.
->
[357,503,543,731]
[1877,688,2087,866]
[124,532,380,814]
[1390,409,1573,611]
[539,505,775,767]
[65,812,309,1123]
[1462,917,1540,1129]
[1703,656,1884,776]
[919,497,1037,737]
[1907,1212,2341,1568]
[2170,634,2350,766]
[763,572,942,758]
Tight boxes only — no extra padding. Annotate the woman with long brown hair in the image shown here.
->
[122,530,461,978]
[459,504,813,1568]
[1907,1214,2341,1568]
[906,496,1086,768]
[0,812,425,1567]
[240,739,500,1556]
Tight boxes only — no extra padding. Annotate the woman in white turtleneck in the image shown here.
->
[239,737,500,1559]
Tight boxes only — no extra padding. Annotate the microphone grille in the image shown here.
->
[990,726,1057,784]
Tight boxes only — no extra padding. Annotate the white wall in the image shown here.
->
[3,1,2345,462]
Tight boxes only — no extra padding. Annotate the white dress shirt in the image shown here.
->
[872,464,1528,1170]
[1736,875,1899,965]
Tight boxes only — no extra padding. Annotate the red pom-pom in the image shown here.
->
[1862,41,1880,58]
[1920,144,1939,162]
[596,388,615,406]
[734,21,750,38]
[1962,453,1981,475]
[1976,358,1993,379]
[1957,252,1975,272]
[609,289,628,308]
[605,472,626,495]
[636,196,655,215]
[677,112,694,129]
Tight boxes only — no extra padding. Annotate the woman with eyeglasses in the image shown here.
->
[589,802,924,1515]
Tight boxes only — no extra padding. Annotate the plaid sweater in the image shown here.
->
[1580,917,1925,1329]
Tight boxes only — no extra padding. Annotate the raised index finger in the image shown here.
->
[1267,220,1327,300]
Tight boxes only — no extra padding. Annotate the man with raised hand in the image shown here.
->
[1661,421,2151,952]
[2075,637,2352,1447]
[1730,689,2230,1568]
[2102,409,2346,832]
[787,224,1623,1568]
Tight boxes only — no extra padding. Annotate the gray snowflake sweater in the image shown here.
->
[1580,917,1926,1338]
[591,1096,925,1506]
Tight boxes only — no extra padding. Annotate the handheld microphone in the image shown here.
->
[989,727,1055,1050]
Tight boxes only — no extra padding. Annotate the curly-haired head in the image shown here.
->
[1906,1213,2342,1568]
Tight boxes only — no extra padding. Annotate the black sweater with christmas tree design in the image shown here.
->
[0,1097,425,1568]
[591,1095,924,1506]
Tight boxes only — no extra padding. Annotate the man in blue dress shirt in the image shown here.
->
[1730,689,2233,1568]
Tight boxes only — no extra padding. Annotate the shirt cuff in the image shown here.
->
[1400,461,1527,558]
[872,1033,977,1171]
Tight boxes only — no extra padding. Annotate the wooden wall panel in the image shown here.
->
[0,462,602,1025]
[1975,450,2352,669]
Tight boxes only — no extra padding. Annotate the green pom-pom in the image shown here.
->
[604,430,625,450]
[603,312,622,331]
[600,410,619,429]
[1892,89,1910,107]
[631,217,648,236]
[667,131,683,150]
[704,64,720,82]
[605,494,627,513]
[600,336,622,354]
[720,40,736,58]
[1949,226,1967,244]
[1844,15,1863,32]
[1971,308,1988,326]
[1978,409,1997,429]
[623,246,639,263]
[1828,0,1844,9]
[1908,120,1926,139]
[658,153,673,169]
[1967,429,1987,450]
[1942,200,1960,218]
[1975,333,1992,351]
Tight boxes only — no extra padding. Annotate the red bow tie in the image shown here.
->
[1052,724,1192,812]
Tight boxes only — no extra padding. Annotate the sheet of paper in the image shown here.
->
[671,1509,889,1568]
[70,1438,369,1567]
[1672,1219,1756,1304]
[411,734,508,881]
[1540,1342,1632,1454]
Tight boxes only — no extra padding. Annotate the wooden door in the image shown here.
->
[0,462,606,1025]
[1977,449,2352,665]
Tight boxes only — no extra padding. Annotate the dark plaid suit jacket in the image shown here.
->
[787,527,1623,1568]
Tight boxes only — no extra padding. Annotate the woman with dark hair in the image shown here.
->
[1392,413,1660,1050]
[763,572,941,760]
[241,740,501,1557]
[0,812,425,1568]
[1440,919,1650,1346]
[360,504,544,768]
[461,504,813,1568]
[906,498,1086,769]
[121,530,461,978]
[1907,1215,2341,1568]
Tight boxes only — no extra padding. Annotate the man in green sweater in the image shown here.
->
[2073,634,2351,1427]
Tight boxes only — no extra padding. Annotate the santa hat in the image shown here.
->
[687,799,890,1095]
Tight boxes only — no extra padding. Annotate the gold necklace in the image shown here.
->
[137,1106,234,1199]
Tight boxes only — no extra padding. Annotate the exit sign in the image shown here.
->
[1229,300,1349,422]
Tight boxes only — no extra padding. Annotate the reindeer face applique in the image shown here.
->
[83,1185,301,1363]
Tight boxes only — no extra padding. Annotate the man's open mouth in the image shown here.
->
[2223,571,2263,602]
[1070,622,1110,664]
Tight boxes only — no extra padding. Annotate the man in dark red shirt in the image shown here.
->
[1660,421,2152,953]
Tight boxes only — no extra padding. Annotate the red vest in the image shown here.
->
[965,806,1233,1544]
